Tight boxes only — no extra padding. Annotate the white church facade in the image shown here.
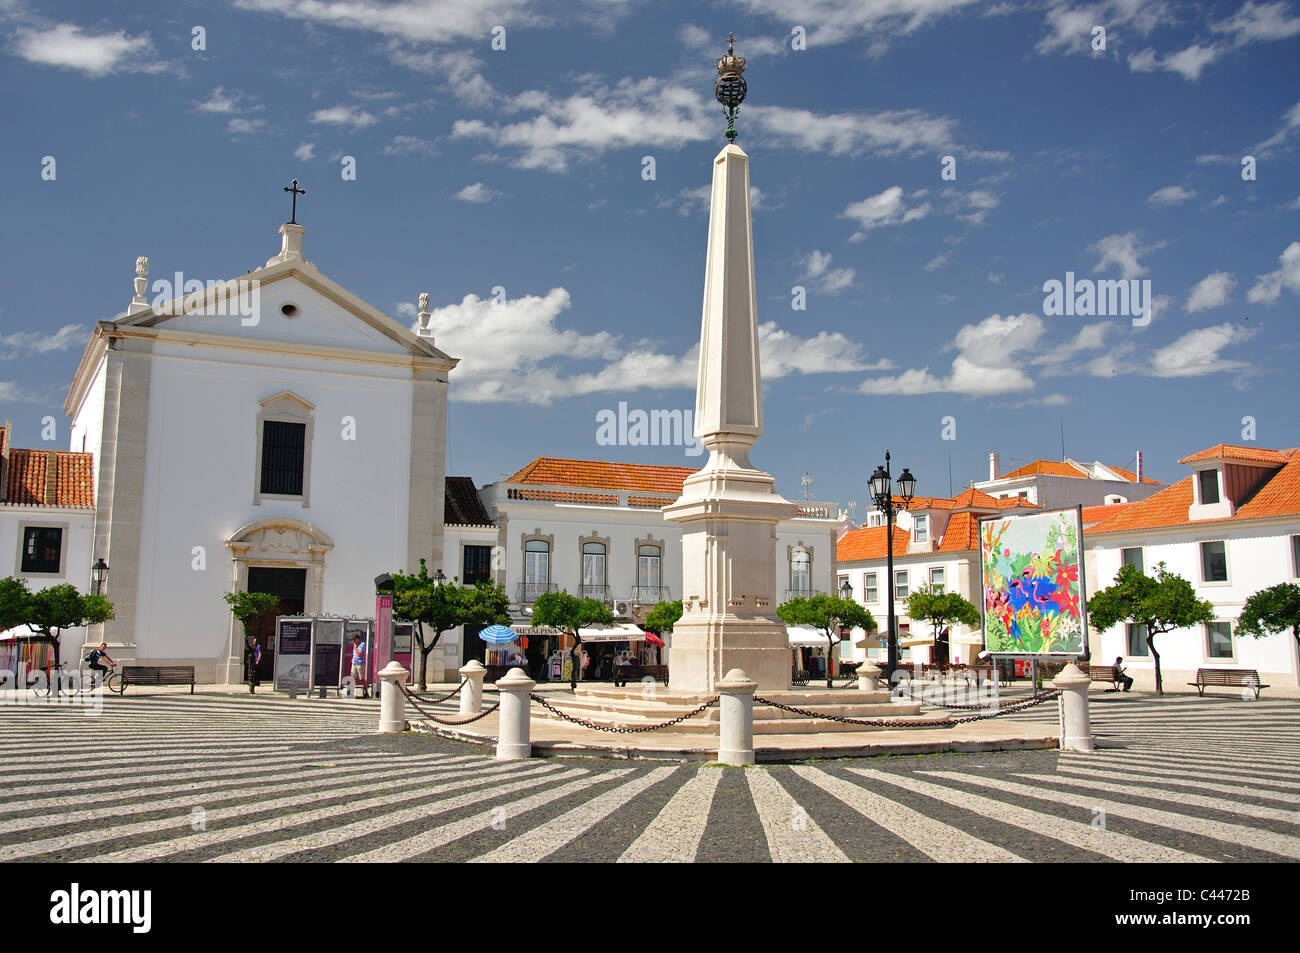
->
[64,223,456,683]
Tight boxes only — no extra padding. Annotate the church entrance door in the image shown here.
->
[247,566,307,682]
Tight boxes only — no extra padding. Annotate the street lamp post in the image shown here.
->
[868,450,916,679]
[91,558,109,596]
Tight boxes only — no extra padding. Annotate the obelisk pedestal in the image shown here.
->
[665,141,796,693]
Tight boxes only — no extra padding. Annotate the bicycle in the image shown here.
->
[29,661,122,696]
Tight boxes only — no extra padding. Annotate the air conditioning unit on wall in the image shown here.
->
[613,601,632,618]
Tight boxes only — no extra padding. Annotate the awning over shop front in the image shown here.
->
[510,622,648,643]
[788,626,874,648]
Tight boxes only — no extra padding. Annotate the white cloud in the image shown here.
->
[382,135,438,158]
[1252,100,1300,154]
[798,250,856,295]
[1185,271,1237,312]
[196,87,247,115]
[1212,1,1300,44]
[1148,323,1256,377]
[452,77,713,172]
[309,105,378,129]
[658,185,770,216]
[859,313,1043,395]
[0,323,85,359]
[1147,185,1196,205]
[227,118,265,135]
[1128,43,1221,81]
[1090,231,1162,278]
[729,0,983,47]
[452,182,501,203]
[232,0,536,42]
[11,22,160,76]
[416,288,877,404]
[840,186,931,241]
[1247,240,1300,304]
[1037,0,1170,55]
[294,141,316,161]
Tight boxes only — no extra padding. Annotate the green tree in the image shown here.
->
[777,593,876,688]
[3,578,115,692]
[531,590,614,690]
[905,583,980,667]
[392,560,509,691]
[1088,562,1215,695]
[223,591,281,644]
[1236,582,1300,653]
[643,600,682,636]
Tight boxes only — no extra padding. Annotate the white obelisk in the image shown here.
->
[664,139,797,693]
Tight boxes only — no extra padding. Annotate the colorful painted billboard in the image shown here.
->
[980,507,1085,655]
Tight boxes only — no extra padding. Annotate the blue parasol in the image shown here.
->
[479,624,517,644]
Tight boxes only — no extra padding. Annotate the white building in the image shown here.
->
[0,423,97,668]
[61,224,457,683]
[453,457,840,676]
[1087,443,1300,696]
[973,452,1163,508]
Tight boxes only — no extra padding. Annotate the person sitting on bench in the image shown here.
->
[1112,656,1133,693]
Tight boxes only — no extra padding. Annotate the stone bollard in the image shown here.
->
[1049,662,1095,752]
[856,660,882,692]
[377,661,410,733]
[495,667,535,761]
[459,660,486,716]
[717,668,758,767]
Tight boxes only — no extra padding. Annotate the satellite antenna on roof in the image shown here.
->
[801,472,814,501]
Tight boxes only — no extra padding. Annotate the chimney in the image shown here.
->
[1135,450,1143,483]
[989,452,1000,481]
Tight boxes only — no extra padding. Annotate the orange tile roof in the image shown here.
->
[4,448,95,508]
[1080,502,1132,524]
[949,487,1001,509]
[1236,453,1300,520]
[937,512,981,551]
[837,526,910,561]
[1178,444,1291,465]
[6,449,46,505]
[1106,466,1162,485]
[505,457,696,494]
[994,496,1041,509]
[1088,478,1194,533]
[901,495,954,511]
[1001,460,1083,479]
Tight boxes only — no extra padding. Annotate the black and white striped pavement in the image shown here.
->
[1,690,1296,862]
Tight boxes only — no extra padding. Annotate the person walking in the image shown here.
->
[351,635,369,698]
[244,637,262,694]
[1112,656,1134,693]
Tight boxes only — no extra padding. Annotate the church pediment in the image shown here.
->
[227,517,335,561]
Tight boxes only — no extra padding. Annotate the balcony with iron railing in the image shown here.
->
[784,588,825,601]
[579,584,612,603]
[515,582,559,603]
[630,586,673,605]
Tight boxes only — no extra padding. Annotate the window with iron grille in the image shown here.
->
[260,421,306,496]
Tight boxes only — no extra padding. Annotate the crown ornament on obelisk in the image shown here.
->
[715,32,747,143]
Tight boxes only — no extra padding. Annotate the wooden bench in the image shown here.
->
[1081,664,1125,690]
[1189,668,1268,699]
[121,665,195,694]
[613,664,669,687]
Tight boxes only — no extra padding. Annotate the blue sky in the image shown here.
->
[2,0,1298,513]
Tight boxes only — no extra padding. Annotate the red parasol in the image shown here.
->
[643,631,665,647]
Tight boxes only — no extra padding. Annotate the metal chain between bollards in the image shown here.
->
[529,692,719,733]
[751,688,1062,728]
[408,678,467,705]
[401,683,501,726]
